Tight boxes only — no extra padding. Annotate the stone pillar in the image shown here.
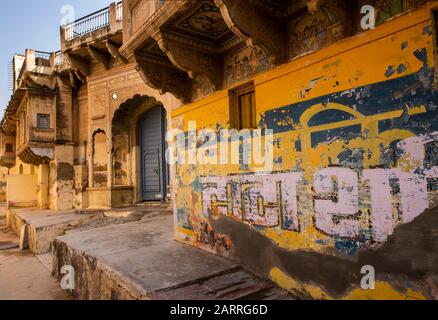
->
[109,2,118,34]
[38,164,49,209]
[49,52,56,68]
[60,26,67,52]
[107,126,113,207]
[74,164,89,209]
[56,77,74,143]
[52,145,75,211]
[25,49,36,72]
[132,145,141,203]
[122,1,131,44]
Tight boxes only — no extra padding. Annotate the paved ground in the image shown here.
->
[0,216,72,300]
[0,205,294,300]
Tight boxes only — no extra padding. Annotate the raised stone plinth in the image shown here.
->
[52,214,294,300]
[6,208,102,254]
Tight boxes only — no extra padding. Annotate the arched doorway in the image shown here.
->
[139,106,167,201]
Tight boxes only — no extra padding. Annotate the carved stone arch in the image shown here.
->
[91,129,108,188]
[111,94,161,124]
[91,129,107,153]
[111,94,166,147]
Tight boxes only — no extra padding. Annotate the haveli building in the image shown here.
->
[1,0,438,299]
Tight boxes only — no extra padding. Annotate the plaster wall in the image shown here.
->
[172,6,438,299]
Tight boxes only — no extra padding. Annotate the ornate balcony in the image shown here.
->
[120,0,309,103]
[60,2,126,83]
[61,2,122,50]
[2,49,58,166]
[0,131,16,168]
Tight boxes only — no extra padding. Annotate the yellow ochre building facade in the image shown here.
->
[163,2,438,299]
[0,0,437,300]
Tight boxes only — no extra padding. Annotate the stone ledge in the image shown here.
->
[6,208,103,254]
[52,215,239,300]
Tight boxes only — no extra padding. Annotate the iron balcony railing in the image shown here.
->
[54,51,67,66]
[63,2,123,41]
[35,51,51,60]
[64,7,110,41]
[116,2,123,21]
[16,61,26,84]
[35,51,51,67]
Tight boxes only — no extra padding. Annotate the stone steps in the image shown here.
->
[0,219,19,251]
[154,266,294,300]
[6,208,102,254]
[5,203,173,255]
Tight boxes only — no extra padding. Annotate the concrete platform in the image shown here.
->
[52,215,293,300]
[6,208,102,254]
[5,203,173,255]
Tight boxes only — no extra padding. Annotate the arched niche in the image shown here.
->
[92,129,108,188]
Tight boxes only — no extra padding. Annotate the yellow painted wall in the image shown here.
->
[172,4,438,299]
[7,174,38,207]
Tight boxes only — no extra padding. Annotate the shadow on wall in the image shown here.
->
[209,205,438,299]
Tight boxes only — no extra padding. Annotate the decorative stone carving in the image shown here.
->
[68,71,77,89]
[134,52,192,103]
[73,70,87,84]
[176,2,229,40]
[67,54,90,76]
[17,146,53,166]
[106,40,128,64]
[214,0,286,65]
[153,30,220,92]
[91,93,107,120]
[88,46,111,70]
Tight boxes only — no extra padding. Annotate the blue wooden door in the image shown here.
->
[140,107,166,201]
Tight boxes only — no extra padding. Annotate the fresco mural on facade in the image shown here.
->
[290,11,330,56]
[224,46,270,87]
[360,0,404,25]
[177,2,229,38]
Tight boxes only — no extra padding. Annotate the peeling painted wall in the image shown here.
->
[173,6,438,299]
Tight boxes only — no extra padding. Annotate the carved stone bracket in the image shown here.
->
[152,30,220,92]
[67,53,90,77]
[69,71,78,89]
[57,73,76,90]
[215,0,286,66]
[106,40,129,64]
[74,70,87,84]
[88,46,111,70]
[134,51,192,103]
